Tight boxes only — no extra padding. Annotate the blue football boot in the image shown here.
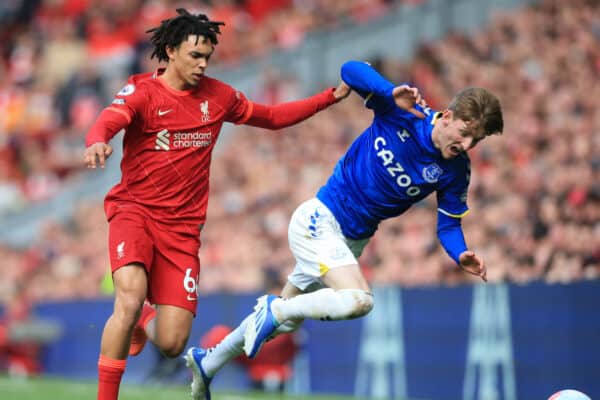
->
[184,347,212,400]
[243,294,281,359]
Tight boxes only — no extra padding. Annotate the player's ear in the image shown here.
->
[165,45,176,61]
[442,109,453,125]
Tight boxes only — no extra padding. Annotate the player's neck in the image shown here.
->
[431,123,441,150]
[159,68,194,91]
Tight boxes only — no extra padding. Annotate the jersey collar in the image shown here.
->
[154,68,197,96]
[421,111,442,156]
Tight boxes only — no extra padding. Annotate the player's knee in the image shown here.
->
[341,289,374,318]
[154,329,189,358]
[157,333,188,358]
[114,297,145,327]
[352,291,374,317]
[161,345,185,358]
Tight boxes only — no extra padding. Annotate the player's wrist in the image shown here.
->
[85,141,107,148]
[327,87,340,102]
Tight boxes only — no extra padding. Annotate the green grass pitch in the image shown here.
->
[0,375,360,400]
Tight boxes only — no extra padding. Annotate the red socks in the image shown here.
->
[139,303,157,330]
[97,305,156,399]
[129,304,156,356]
[97,355,126,400]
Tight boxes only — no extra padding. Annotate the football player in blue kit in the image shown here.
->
[184,60,503,400]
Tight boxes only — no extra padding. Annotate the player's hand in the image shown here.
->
[459,250,487,282]
[392,85,427,119]
[333,81,351,102]
[84,142,113,169]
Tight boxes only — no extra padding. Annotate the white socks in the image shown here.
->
[200,288,374,377]
[201,315,251,377]
[201,317,302,377]
[271,288,374,322]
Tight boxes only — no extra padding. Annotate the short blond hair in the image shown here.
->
[448,87,503,136]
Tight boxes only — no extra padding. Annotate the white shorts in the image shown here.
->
[287,198,369,291]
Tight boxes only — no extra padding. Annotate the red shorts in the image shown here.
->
[108,210,201,315]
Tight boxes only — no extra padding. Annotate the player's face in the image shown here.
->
[167,35,214,89]
[435,110,486,159]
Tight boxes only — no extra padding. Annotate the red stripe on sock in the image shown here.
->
[98,355,127,369]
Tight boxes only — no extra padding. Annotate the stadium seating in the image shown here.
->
[0,0,597,307]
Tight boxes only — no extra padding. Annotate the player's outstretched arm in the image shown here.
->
[437,211,486,281]
[84,142,113,169]
[341,61,426,118]
[340,60,394,99]
[459,250,487,282]
[243,83,347,130]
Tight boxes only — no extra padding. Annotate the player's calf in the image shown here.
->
[272,288,374,322]
[129,303,156,356]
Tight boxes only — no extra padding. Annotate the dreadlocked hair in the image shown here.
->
[147,8,225,63]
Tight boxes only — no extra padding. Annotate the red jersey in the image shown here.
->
[93,71,253,231]
[86,69,337,234]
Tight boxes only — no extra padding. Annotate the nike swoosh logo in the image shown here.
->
[187,295,197,301]
[158,109,172,116]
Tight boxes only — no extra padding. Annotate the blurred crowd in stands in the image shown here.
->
[0,0,598,315]
[0,0,416,216]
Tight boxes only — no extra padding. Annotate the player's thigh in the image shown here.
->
[280,281,304,299]
[321,264,370,291]
[112,264,148,304]
[108,211,153,309]
[108,211,154,275]
[148,227,201,316]
[287,198,369,291]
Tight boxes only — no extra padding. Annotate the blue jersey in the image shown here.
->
[316,61,470,262]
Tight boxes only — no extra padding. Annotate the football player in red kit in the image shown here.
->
[83,9,350,400]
